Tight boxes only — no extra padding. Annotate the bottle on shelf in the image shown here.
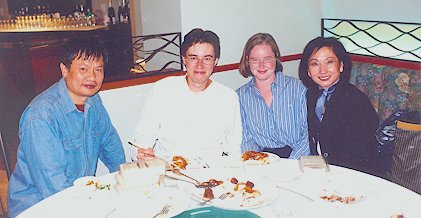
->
[117,1,123,23]
[122,0,130,23]
[107,0,116,25]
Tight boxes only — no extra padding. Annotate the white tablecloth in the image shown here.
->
[17,159,421,218]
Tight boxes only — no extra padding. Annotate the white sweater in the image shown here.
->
[132,76,242,161]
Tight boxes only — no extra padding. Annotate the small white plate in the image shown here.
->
[318,176,366,205]
[73,176,98,191]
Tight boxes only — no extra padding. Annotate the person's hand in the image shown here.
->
[137,147,156,160]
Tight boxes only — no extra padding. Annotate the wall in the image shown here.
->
[137,0,181,36]
[178,0,322,78]
[328,0,421,23]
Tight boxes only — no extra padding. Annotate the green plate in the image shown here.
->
[174,206,260,218]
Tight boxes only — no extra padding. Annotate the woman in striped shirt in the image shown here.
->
[236,33,310,159]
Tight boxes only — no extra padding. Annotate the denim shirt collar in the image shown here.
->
[57,78,94,113]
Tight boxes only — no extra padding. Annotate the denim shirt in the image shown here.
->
[8,78,126,218]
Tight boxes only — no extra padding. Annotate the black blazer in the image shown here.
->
[306,81,380,175]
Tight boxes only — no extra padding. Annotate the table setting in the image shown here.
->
[16,151,421,218]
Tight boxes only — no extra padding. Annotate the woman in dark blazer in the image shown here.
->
[298,37,380,175]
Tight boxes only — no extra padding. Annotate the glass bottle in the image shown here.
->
[117,1,123,23]
[107,0,116,25]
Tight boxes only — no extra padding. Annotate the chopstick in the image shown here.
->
[128,141,141,149]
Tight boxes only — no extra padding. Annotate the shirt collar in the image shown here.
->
[319,80,339,92]
[248,71,284,90]
[58,78,94,113]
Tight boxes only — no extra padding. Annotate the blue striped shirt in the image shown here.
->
[236,72,310,159]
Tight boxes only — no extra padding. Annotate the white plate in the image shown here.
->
[178,169,279,210]
[115,187,190,218]
[73,176,97,188]
[242,152,281,165]
[317,176,366,205]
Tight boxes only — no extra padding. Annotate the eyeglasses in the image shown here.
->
[308,58,339,69]
[186,56,216,65]
[249,56,275,65]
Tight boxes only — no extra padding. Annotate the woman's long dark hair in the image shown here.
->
[298,37,351,90]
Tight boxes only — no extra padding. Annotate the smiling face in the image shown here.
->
[60,54,105,104]
[307,46,344,89]
[248,44,276,84]
[182,42,218,92]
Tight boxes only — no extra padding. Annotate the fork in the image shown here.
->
[198,192,229,206]
[152,204,170,218]
[164,175,214,188]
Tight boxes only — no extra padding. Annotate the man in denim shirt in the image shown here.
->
[7,39,126,217]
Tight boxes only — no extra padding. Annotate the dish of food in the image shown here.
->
[180,174,278,210]
[168,155,216,169]
[242,151,281,165]
[170,156,189,170]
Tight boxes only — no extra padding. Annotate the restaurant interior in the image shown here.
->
[0,0,420,216]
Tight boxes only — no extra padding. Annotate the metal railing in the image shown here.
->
[130,32,183,74]
[322,18,421,62]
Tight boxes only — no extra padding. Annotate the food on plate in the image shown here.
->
[245,181,254,189]
[169,156,189,170]
[230,178,261,199]
[203,187,214,199]
[82,180,111,190]
[390,214,404,218]
[320,194,357,204]
[192,177,269,209]
[199,178,224,188]
[96,183,111,190]
[242,151,269,161]
[208,179,224,186]
[115,158,166,190]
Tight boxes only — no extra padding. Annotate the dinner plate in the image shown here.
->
[178,169,279,210]
[115,187,190,218]
[317,175,367,206]
[73,176,98,190]
[72,175,116,198]
[174,206,260,218]
[242,152,281,165]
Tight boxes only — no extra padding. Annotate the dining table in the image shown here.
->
[16,155,421,218]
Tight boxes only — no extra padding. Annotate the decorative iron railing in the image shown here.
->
[322,19,421,62]
[130,32,183,74]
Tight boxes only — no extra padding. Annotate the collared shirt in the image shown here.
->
[236,72,310,159]
[8,78,126,218]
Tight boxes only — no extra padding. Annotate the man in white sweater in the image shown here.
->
[131,28,242,164]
